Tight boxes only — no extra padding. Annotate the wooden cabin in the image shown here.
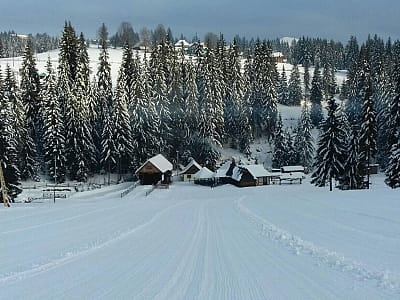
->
[231,165,273,187]
[179,159,202,182]
[136,154,173,185]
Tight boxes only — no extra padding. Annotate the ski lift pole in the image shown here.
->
[0,160,11,207]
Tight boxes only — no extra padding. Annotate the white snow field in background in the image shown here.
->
[1,175,399,299]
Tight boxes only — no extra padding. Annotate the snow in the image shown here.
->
[194,167,214,179]
[136,154,173,174]
[1,175,399,299]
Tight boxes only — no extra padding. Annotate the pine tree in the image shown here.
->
[114,46,134,175]
[0,69,22,201]
[42,59,66,182]
[224,44,246,148]
[342,129,364,189]
[311,97,347,191]
[272,114,287,168]
[287,64,302,105]
[20,39,42,146]
[100,106,117,176]
[58,22,78,115]
[182,58,199,137]
[385,57,400,188]
[278,65,289,105]
[130,55,161,166]
[359,82,377,188]
[296,102,315,168]
[346,46,370,125]
[198,48,225,146]
[249,41,278,138]
[303,59,311,98]
[385,140,400,188]
[310,64,324,127]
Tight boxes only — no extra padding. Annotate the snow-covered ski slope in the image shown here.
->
[1,176,399,299]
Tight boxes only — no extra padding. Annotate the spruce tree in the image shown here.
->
[296,102,315,168]
[20,39,42,146]
[310,64,324,127]
[0,70,22,201]
[287,64,302,105]
[114,47,135,175]
[359,82,377,188]
[385,57,400,188]
[311,97,347,191]
[42,59,66,182]
[342,129,364,189]
[272,114,287,168]
[130,55,160,166]
[277,65,289,105]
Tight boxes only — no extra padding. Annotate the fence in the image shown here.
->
[120,181,139,198]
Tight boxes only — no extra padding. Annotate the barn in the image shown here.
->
[179,159,202,182]
[136,154,173,185]
[231,165,273,187]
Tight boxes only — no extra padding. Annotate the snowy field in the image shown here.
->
[1,175,399,299]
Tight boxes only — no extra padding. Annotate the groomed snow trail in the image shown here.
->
[1,179,399,299]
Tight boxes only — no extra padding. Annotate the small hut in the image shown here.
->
[136,154,173,185]
[194,167,215,186]
[179,159,202,182]
[231,165,273,187]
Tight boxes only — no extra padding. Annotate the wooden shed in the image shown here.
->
[136,154,173,185]
[179,159,202,182]
[231,165,273,187]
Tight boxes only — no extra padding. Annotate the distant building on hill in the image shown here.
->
[272,51,285,63]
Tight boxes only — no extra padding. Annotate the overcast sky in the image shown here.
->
[1,0,399,42]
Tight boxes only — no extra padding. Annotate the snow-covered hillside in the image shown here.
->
[0,45,132,86]
[1,175,399,299]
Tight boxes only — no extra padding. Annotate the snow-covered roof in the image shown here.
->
[272,51,284,58]
[231,165,273,181]
[215,161,232,178]
[179,159,202,175]
[174,40,191,47]
[245,165,273,179]
[194,167,214,179]
[136,154,173,174]
[281,166,305,172]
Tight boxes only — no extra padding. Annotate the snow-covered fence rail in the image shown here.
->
[145,181,160,197]
[120,181,139,198]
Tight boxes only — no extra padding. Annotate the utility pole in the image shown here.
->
[54,156,57,203]
[176,151,179,176]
